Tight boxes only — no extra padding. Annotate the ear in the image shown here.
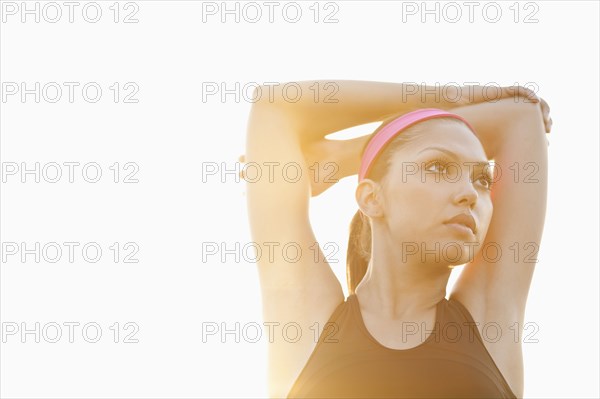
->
[356,179,384,218]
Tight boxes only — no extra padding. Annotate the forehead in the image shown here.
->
[398,122,487,162]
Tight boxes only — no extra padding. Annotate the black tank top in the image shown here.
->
[287,293,517,398]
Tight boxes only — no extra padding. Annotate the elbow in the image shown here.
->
[250,84,288,109]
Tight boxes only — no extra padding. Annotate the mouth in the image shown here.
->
[444,223,475,236]
[444,213,477,235]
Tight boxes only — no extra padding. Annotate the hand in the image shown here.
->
[452,84,538,106]
[502,86,552,134]
[451,85,552,134]
[238,154,246,181]
[538,97,553,134]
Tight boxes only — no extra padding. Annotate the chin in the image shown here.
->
[440,240,479,265]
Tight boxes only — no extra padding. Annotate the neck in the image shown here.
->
[355,232,452,320]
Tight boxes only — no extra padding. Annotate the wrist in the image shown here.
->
[444,85,468,108]
[416,84,465,110]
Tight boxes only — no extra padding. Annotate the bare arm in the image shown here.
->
[449,99,549,398]
[449,98,549,318]
[263,81,544,196]
[254,80,461,145]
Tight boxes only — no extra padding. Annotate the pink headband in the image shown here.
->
[358,108,477,181]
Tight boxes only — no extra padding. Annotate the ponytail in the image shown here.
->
[346,209,372,295]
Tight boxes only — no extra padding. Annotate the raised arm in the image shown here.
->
[448,98,549,320]
[253,80,537,146]
[254,80,452,144]
[448,99,550,398]
[248,80,539,196]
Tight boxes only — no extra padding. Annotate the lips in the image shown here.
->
[444,213,477,235]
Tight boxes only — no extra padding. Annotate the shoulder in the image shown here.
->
[278,294,348,398]
[448,294,524,398]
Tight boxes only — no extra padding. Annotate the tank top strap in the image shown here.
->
[312,294,352,344]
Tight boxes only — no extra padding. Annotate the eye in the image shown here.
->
[474,174,494,190]
[424,160,448,174]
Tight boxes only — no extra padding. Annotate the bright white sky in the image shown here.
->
[1,1,598,398]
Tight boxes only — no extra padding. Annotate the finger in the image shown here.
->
[539,103,549,124]
[547,117,553,134]
[540,98,550,118]
[520,86,539,103]
[539,98,551,132]
[238,154,247,180]
[505,86,537,103]
[501,86,518,101]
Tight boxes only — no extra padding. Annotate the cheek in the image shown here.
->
[409,176,449,203]
[477,199,494,234]
[388,180,441,222]
[484,202,494,225]
[391,176,439,205]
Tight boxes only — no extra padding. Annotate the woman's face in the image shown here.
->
[376,122,494,266]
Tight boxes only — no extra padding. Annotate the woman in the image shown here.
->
[243,80,551,398]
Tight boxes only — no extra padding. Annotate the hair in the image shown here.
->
[345,112,472,295]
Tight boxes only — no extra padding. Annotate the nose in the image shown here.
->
[453,176,478,207]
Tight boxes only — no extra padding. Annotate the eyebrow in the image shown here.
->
[417,146,489,166]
